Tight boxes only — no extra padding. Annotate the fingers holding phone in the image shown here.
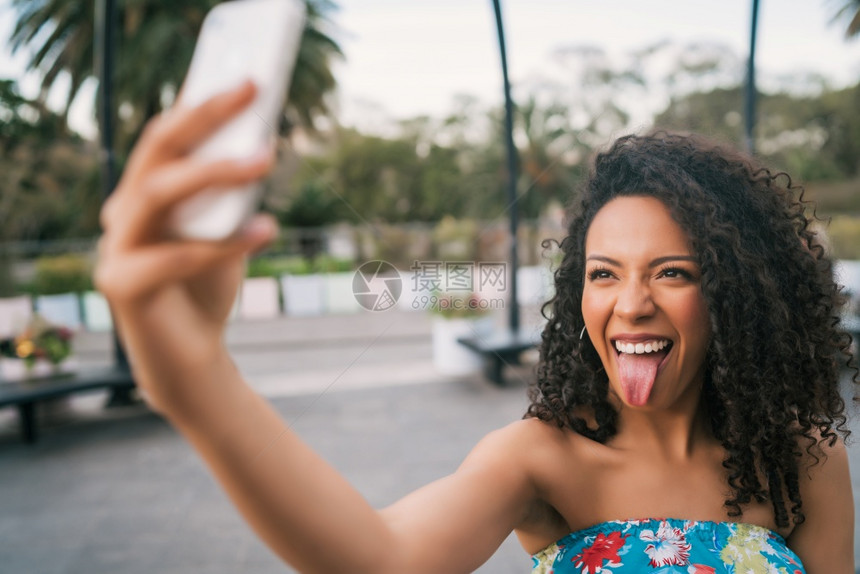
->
[98,82,275,259]
[103,0,306,249]
[167,0,306,241]
[99,0,307,302]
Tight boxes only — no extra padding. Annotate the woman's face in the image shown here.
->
[581,196,711,410]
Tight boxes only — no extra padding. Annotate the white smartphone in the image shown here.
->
[168,0,306,241]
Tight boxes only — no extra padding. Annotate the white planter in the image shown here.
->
[35,293,82,331]
[835,259,860,299]
[432,316,494,376]
[281,274,325,316]
[239,277,281,320]
[82,291,113,331]
[0,357,77,382]
[517,266,554,306]
[325,272,361,314]
[0,295,33,339]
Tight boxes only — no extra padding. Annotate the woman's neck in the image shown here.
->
[610,383,715,462]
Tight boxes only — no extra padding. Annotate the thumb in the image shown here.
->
[237,214,279,255]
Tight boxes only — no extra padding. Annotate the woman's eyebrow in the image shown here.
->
[585,254,697,267]
[585,254,620,265]
[650,255,697,267]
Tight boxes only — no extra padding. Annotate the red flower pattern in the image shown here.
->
[571,531,628,573]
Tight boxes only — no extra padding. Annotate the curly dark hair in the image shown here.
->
[525,131,854,528]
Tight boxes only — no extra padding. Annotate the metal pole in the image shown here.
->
[95,0,117,197]
[492,0,520,333]
[744,0,760,154]
[95,0,133,402]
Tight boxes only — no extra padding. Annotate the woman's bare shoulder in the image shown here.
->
[469,418,595,470]
[488,417,569,446]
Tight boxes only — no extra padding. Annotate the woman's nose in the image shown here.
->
[614,279,656,321]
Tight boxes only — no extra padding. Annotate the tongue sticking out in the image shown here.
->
[616,350,666,406]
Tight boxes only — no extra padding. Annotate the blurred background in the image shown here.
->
[0,0,857,293]
[0,0,859,571]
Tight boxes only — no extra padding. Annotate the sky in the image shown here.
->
[1,0,858,138]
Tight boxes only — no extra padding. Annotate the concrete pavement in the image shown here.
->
[0,375,534,573]
[2,308,860,571]
[0,309,538,573]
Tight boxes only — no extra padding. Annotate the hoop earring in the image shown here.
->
[579,325,587,340]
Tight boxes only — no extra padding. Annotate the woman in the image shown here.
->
[96,81,854,573]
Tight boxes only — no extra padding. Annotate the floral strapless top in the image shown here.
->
[531,518,805,574]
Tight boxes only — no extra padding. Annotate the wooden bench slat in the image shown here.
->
[457,329,541,385]
[0,366,135,443]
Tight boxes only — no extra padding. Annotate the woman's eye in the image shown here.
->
[587,269,613,281]
[659,267,692,279]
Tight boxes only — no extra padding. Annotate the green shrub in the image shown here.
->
[247,256,300,278]
[246,255,355,277]
[312,255,355,273]
[28,254,93,295]
[827,216,860,260]
[433,216,478,261]
[280,258,314,275]
[0,249,16,297]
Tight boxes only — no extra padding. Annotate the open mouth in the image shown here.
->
[613,339,672,356]
[611,338,674,406]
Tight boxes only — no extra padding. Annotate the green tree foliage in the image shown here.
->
[10,0,343,147]
[515,94,582,218]
[282,95,586,227]
[300,127,482,223]
[814,84,860,177]
[8,0,94,133]
[3,25,858,246]
[3,0,342,244]
[832,0,860,39]
[654,81,860,181]
[0,80,100,242]
[279,179,339,228]
[653,87,744,143]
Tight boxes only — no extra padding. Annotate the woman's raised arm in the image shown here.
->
[95,81,537,574]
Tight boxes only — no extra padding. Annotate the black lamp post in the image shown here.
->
[491,0,520,334]
[744,0,760,154]
[95,0,133,404]
[452,0,534,386]
[94,0,117,199]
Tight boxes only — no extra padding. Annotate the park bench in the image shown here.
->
[0,366,134,444]
[457,329,541,385]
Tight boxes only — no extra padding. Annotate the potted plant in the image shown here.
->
[429,291,495,376]
[0,314,75,380]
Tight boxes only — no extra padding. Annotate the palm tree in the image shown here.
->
[832,0,860,39]
[516,94,576,218]
[10,0,343,145]
[287,0,342,130]
[9,1,94,132]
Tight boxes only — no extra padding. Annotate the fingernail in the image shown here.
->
[240,217,276,240]
[239,146,273,167]
[236,78,256,92]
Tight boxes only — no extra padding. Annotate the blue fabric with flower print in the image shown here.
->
[531,518,805,574]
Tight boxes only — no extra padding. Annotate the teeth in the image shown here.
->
[615,339,670,354]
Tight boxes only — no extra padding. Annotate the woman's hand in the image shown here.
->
[95,81,277,413]
[94,81,536,573]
